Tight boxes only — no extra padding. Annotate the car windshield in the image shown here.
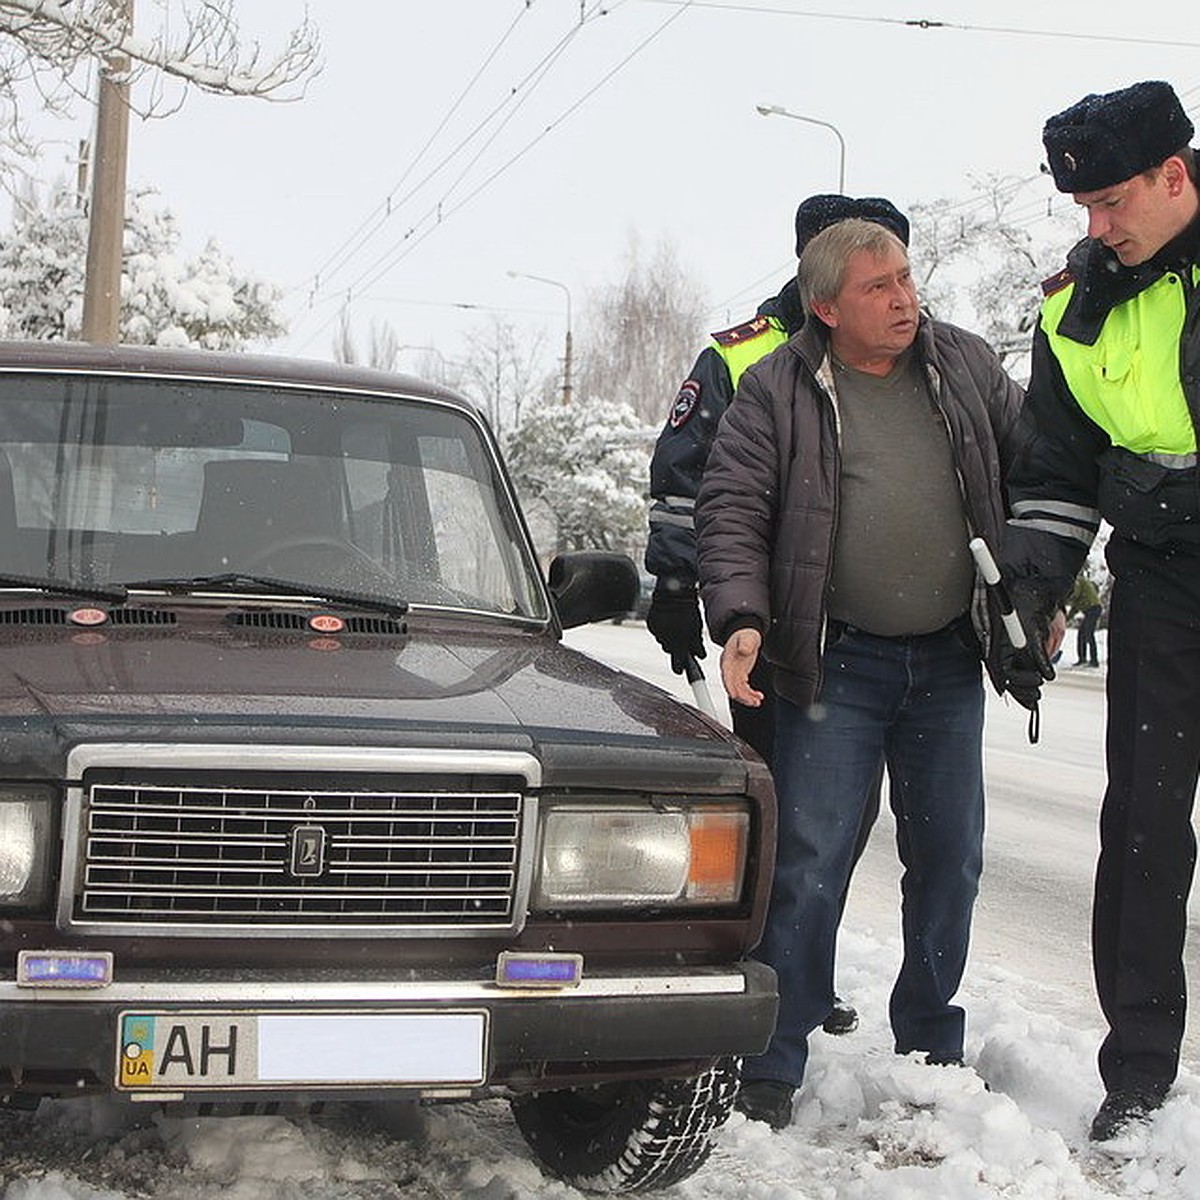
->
[0,372,549,620]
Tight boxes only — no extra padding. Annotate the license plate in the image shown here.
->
[117,1009,488,1090]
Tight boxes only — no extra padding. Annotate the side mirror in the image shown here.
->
[548,551,639,629]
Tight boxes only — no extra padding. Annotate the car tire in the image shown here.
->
[511,1057,739,1194]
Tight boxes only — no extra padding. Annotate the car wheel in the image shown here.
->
[511,1057,739,1194]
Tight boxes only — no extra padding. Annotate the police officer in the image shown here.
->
[644,193,910,1038]
[1003,80,1200,1143]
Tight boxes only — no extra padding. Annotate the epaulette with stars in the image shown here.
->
[711,315,772,346]
[1041,267,1075,298]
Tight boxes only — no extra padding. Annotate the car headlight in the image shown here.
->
[0,789,53,907]
[534,803,749,909]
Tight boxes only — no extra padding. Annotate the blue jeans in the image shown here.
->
[743,622,985,1089]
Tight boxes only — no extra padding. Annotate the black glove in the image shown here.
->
[646,585,704,675]
[1000,601,1057,735]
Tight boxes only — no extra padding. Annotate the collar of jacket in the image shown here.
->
[757,275,807,335]
[1058,207,1200,345]
[787,310,937,380]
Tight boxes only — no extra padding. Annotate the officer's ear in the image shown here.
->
[1161,154,1189,198]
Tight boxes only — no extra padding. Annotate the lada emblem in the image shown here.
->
[288,824,327,878]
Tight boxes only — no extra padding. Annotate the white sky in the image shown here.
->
[30,1,1200,376]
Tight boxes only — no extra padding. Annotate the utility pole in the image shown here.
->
[507,270,573,404]
[81,0,134,344]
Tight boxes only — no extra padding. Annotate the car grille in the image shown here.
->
[71,778,527,934]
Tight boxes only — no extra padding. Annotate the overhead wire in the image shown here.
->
[632,0,1200,50]
[292,0,695,353]
[343,0,688,295]
[300,2,537,303]
[289,2,616,347]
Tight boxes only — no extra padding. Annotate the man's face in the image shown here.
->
[816,244,919,368]
[1074,165,1188,265]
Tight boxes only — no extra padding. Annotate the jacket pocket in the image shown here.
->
[1098,445,1200,548]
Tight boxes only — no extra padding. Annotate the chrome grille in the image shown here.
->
[74,780,525,932]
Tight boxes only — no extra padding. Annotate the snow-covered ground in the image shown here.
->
[4,622,1198,1200]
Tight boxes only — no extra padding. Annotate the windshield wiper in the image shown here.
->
[0,573,128,604]
[125,572,409,618]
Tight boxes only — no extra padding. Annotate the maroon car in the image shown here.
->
[0,342,776,1194]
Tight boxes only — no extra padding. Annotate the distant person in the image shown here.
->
[1066,572,1103,667]
[644,193,909,1039]
[696,217,1032,1130]
[1003,79,1200,1143]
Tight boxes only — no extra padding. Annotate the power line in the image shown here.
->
[291,2,618,323]
[302,3,537,299]
[293,0,694,354]
[634,1,1200,49]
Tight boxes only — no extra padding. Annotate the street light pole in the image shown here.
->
[508,270,573,404]
[756,103,846,194]
[82,0,134,344]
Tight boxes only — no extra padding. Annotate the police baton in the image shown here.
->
[969,536,1042,744]
[968,537,1026,650]
[683,655,721,722]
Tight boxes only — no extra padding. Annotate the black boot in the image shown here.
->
[822,995,858,1035]
[734,1079,795,1130]
[1089,1088,1164,1142]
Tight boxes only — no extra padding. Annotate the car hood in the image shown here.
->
[0,600,729,752]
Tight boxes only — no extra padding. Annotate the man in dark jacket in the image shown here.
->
[697,218,1029,1130]
[645,195,910,742]
[645,194,910,1040]
[1003,79,1200,1143]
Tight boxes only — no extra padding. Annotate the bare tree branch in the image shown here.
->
[0,1,320,101]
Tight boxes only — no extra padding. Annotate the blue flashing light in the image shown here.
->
[496,952,582,988]
[18,951,113,987]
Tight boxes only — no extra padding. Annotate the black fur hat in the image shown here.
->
[1043,80,1194,193]
[794,195,910,258]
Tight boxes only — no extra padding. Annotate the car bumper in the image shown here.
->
[0,961,777,1101]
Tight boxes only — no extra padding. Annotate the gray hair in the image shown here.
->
[798,218,909,313]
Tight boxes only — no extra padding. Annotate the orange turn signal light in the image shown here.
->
[687,810,748,902]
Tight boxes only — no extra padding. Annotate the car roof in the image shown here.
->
[0,340,478,416]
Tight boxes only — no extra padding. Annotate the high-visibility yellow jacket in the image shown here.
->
[1005,228,1200,613]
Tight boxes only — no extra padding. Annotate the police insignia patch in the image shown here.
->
[669,379,701,428]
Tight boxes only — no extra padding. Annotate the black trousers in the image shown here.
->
[1095,578,1200,1095]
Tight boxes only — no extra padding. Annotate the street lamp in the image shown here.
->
[756,103,846,194]
[508,270,573,404]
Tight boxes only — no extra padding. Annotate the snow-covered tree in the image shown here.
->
[0,183,284,348]
[575,235,708,424]
[908,174,1078,376]
[503,399,652,556]
[0,1,319,195]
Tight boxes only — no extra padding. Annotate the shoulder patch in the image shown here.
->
[1041,267,1075,298]
[711,314,772,347]
[668,379,702,428]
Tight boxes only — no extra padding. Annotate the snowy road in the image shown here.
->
[571,621,1200,1070]
[4,621,1200,1200]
